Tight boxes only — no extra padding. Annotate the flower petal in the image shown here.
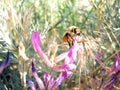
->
[109,54,120,73]
[54,52,68,63]
[0,51,11,74]
[26,80,37,90]
[113,54,120,71]
[53,71,72,88]
[52,64,76,72]
[31,62,45,90]
[65,39,80,64]
[31,32,52,67]
[31,32,40,52]
[43,72,55,90]
[105,71,119,90]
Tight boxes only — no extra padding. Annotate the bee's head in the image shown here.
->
[66,26,80,35]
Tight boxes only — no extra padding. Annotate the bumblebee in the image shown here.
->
[63,26,81,47]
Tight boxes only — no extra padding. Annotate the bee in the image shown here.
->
[63,26,81,47]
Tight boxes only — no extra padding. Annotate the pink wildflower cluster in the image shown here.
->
[27,31,80,90]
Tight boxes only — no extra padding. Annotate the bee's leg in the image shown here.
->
[67,39,71,47]
[72,40,74,46]
[69,35,75,46]
[68,35,74,46]
[70,35,74,41]
[78,40,87,43]
[68,42,72,47]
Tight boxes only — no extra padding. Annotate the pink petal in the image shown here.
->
[43,72,55,90]
[52,64,76,72]
[31,32,52,67]
[65,39,80,64]
[53,71,72,88]
[55,37,80,64]
[54,52,68,63]
[114,54,120,70]
[110,54,120,72]
[27,80,37,90]
[31,62,45,90]
[31,32,40,52]
[37,47,52,67]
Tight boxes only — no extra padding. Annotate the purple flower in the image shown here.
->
[102,54,120,90]
[31,32,52,67]
[64,38,80,64]
[43,72,55,90]
[52,39,79,72]
[112,54,120,72]
[52,64,76,72]
[26,80,37,90]
[44,71,72,89]
[31,31,80,72]
[53,71,72,88]
[31,62,73,90]
[0,51,11,74]
[105,71,120,90]
[31,33,80,89]
[31,32,40,53]
[54,52,68,63]
[31,62,45,90]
